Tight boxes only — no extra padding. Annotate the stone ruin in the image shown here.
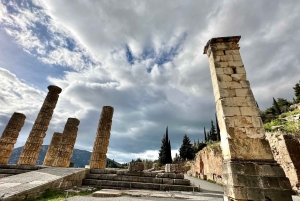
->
[204,36,293,200]
[0,35,298,200]
[18,85,62,166]
[0,112,26,165]
[90,106,114,169]
[43,132,62,166]
[52,118,80,167]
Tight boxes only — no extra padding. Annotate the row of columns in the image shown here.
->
[0,85,113,169]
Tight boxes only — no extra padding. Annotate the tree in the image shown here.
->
[293,81,300,103]
[273,97,281,115]
[179,134,194,160]
[158,126,172,165]
[210,120,217,141]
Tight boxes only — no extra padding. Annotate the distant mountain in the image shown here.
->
[8,145,121,168]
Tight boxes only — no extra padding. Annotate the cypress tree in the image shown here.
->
[158,134,167,165]
[273,97,281,115]
[210,120,217,141]
[179,134,194,160]
[294,81,300,103]
[165,126,172,164]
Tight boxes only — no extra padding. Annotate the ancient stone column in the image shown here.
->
[90,106,114,169]
[42,132,62,166]
[0,113,26,164]
[204,36,293,200]
[18,85,62,166]
[52,118,80,167]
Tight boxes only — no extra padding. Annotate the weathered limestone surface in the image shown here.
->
[129,162,144,171]
[204,36,293,200]
[0,113,26,164]
[43,132,62,166]
[18,85,61,166]
[189,145,222,184]
[165,164,185,174]
[90,106,114,169]
[266,132,300,193]
[52,118,80,167]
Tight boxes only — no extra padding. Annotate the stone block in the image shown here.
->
[239,106,260,116]
[226,186,247,199]
[231,74,246,81]
[236,66,246,74]
[220,81,242,89]
[228,139,274,160]
[233,54,242,61]
[245,127,265,138]
[215,61,229,68]
[225,50,240,55]
[223,67,234,74]
[278,177,292,190]
[128,162,144,171]
[261,176,281,189]
[222,106,241,116]
[228,61,244,67]
[228,127,247,139]
[218,74,233,81]
[233,116,253,127]
[263,189,293,201]
[235,88,251,97]
[247,188,264,200]
[240,80,250,88]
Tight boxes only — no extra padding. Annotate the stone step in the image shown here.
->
[82,179,198,192]
[89,169,184,179]
[85,174,190,185]
[0,168,32,174]
[0,164,43,170]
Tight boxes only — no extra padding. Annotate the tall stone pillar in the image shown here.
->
[18,85,62,165]
[204,36,293,200]
[90,106,114,169]
[52,118,80,167]
[42,132,62,166]
[0,113,26,164]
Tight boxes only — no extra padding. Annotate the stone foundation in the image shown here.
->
[165,164,184,174]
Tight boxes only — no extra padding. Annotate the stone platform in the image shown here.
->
[0,167,89,201]
[83,169,198,192]
[0,164,45,178]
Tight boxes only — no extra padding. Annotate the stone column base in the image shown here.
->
[222,159,294,201]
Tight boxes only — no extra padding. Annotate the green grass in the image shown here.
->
[27,188,98,201]
[264,109,300,135]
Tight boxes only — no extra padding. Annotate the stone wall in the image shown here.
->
[189,144,222,184]
[266,132,300,193]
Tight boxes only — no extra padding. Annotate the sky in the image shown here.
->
[0,0,299,163]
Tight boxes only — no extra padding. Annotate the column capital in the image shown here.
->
[203,36,241,54]
[47,85,62,94]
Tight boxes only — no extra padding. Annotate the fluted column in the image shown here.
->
[0,113,26,164]
[18,85,62,165]
[42,132,62,166]
[52,118,80,167]
[90,106,114,169]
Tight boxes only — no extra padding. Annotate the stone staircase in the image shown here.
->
[83,169,199,191]
[0,164,45,178]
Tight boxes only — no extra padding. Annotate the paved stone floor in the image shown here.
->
[184,174,223,194]
[0,167,86,199]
